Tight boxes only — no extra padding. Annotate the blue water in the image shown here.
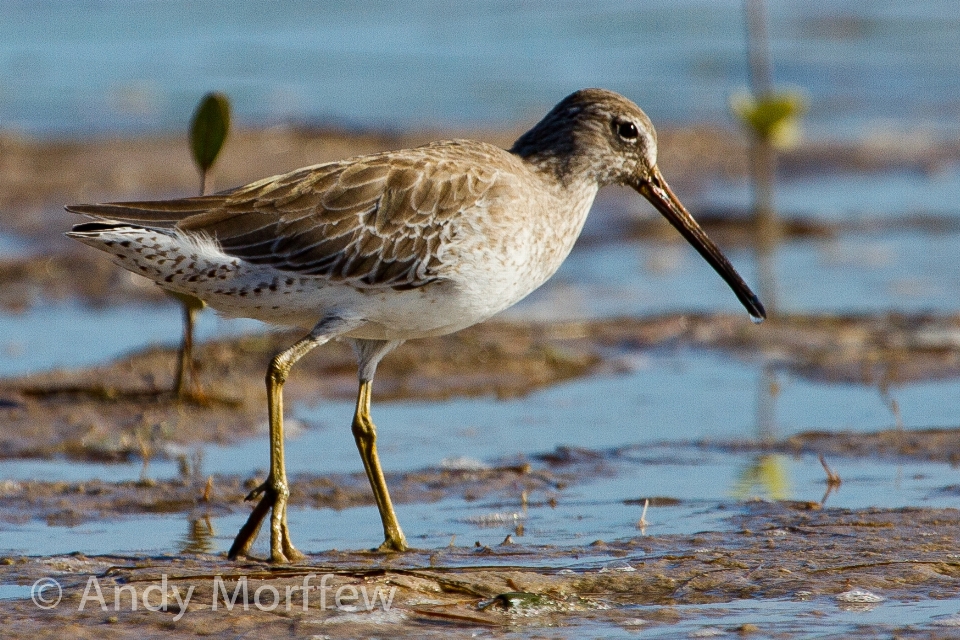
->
[8,164,960,379]
[0,301,264,377]
[2,444,958,556]
[510,227,960,320]
[697,166,960,222]
[0,231,30,257]
[610,597,960,639]
[1,1,958,138]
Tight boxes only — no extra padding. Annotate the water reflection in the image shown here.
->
[179,514,216,554]
[755,364,780,443]
[730,0,792,502]
[732,453,789,500]
[818,454,843,505]
[732,362,790,501]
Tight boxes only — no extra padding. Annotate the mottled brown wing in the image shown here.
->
[67,143,502,288]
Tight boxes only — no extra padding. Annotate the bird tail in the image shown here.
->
[66,222,192,283]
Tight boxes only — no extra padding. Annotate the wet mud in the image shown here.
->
[1,505,959,638]
[0,459,566,530]
[3,430,959,532]
[3,311,959,462]
[0,320,598,460]
[716,426,960,467]
[2,311,959,462]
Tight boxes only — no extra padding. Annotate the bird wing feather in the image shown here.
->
[66,142,504,288]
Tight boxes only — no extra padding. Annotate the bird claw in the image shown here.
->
[244,480,269,502]
[229,478,303,563]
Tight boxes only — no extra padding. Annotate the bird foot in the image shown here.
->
[376,534,409,553]
[244,480,269,502]
[228,480,304,563]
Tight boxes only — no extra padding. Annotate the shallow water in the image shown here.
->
[0,231,30,258]
[0,301,264,377]
[3,345,960,556]
[1,446,957,559]
[513,227,960,319]
[4,156,960,563]
[516,167,960,319]
[3,6,960,636]
[697,165,960,222]
[603,596,960,639]
[3,346,959,636]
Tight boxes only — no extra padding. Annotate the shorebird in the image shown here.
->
[67,88,764,563]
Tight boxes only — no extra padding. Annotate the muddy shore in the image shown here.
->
[2,505,959,638]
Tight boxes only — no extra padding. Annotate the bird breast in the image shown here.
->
[438,174,599,320]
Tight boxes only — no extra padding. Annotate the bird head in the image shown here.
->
[513,88,765,321]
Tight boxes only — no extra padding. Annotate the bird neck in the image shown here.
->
[509,131,601,194]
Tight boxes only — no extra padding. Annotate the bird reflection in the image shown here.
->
[733,361,790,500]
[179,514,215,554]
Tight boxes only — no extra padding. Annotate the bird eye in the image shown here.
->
[616,121,639,140]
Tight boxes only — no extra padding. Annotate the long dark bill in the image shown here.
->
[636,166,766,321]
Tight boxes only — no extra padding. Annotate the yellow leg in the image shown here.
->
[229,334,323,563]
[352,380,408,551]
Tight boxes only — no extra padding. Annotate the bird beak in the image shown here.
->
[635,166,766,321]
